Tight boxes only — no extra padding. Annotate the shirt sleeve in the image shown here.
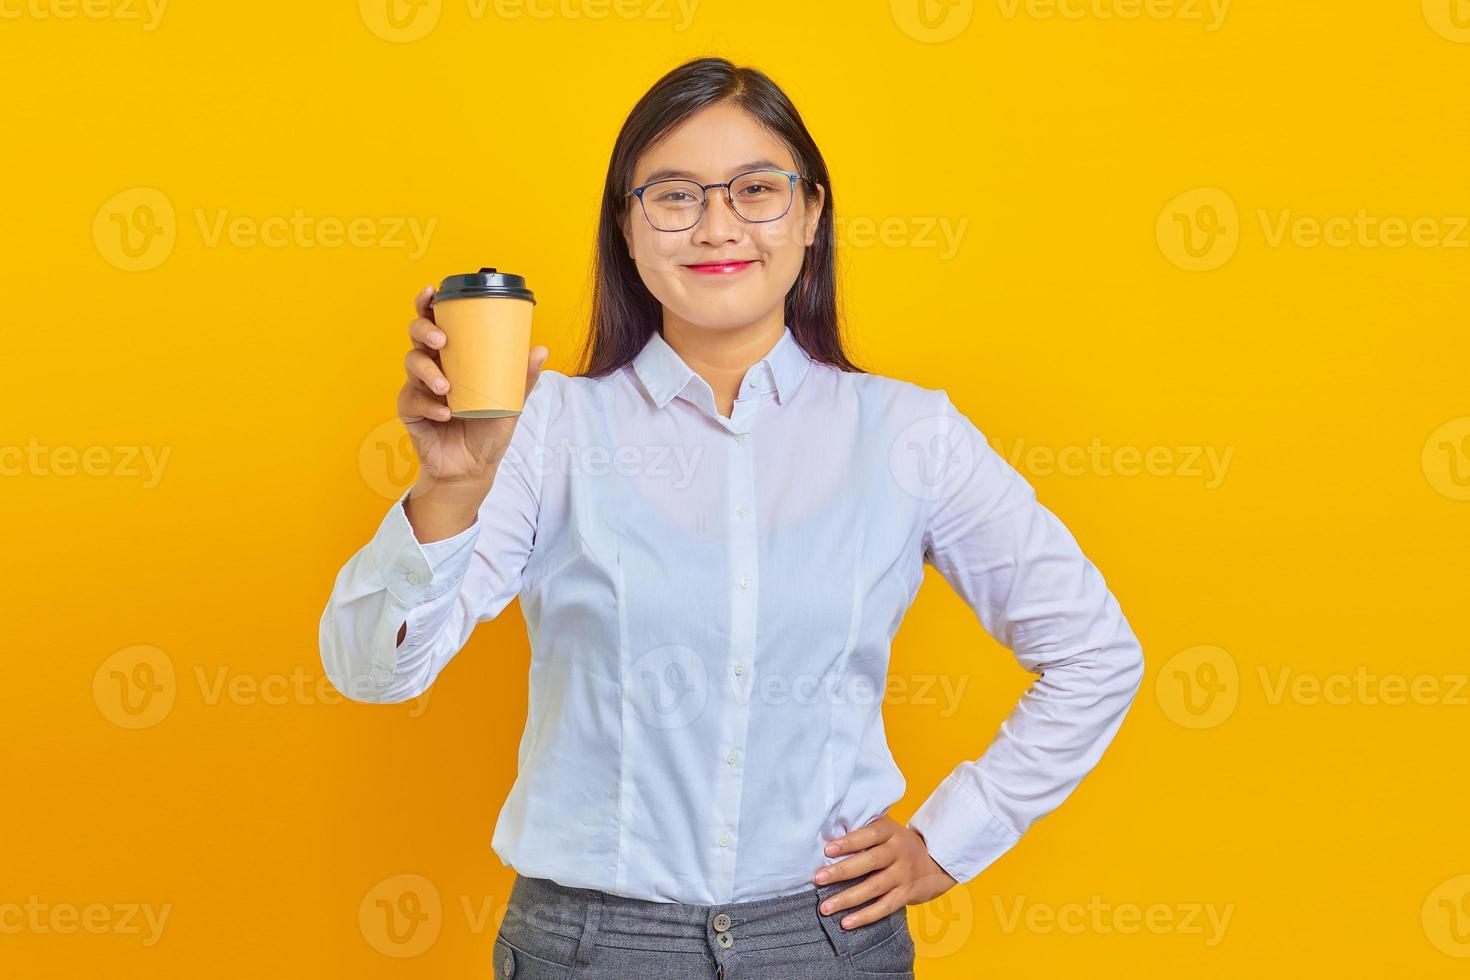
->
[318,373,557,704]
[905,390,1145,885]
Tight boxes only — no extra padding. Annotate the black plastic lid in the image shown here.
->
[433,267,536,304]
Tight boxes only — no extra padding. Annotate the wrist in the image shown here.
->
[404,478,489,543]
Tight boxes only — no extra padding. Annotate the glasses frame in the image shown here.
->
[625,168,807,232]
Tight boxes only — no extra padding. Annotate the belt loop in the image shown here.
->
[574,889,602,970]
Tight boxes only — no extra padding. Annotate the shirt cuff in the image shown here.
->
[419,513,482,573]
[366,487,481,608]
[907,770,1023,886]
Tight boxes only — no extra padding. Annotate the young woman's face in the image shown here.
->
[620,101,826,332]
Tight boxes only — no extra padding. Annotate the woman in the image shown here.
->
[321,56,1144,979]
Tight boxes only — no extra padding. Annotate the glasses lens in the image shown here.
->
[729,171,794,222]
[641,179,705,230]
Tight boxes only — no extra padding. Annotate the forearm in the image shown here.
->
[404,476,494,543]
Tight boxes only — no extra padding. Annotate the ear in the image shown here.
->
[620,208,635,259]
[804,182,826,248]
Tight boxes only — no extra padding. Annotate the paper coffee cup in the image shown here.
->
[430,268,536,419]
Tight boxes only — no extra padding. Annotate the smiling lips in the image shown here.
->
[684,260,757,275]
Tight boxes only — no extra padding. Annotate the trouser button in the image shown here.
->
[717,931,734,949]
[713,913,731,931]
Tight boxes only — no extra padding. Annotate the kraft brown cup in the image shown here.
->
[430,268,537,419]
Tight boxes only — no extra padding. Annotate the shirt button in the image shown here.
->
[739,576,751,589]
[719,833,730,847]
[733,663,744,676]
[736,506,749,518]
[406,572,420,585]
[748,378,759,388]
[726,751,738,765]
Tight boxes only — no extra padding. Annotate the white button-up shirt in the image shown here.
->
[319,324,1144,905]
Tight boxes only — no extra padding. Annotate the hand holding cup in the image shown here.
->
[397,282,548,497]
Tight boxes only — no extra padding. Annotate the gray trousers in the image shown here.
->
[492,868,917,979]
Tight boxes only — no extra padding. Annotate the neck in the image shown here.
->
[659,308,785,418]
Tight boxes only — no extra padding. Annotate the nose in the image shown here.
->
[693,185,741,244]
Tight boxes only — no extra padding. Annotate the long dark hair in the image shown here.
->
[575,56,865,380]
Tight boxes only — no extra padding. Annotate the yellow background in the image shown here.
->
[4,0,1468,976]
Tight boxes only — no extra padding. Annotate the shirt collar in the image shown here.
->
[632,324,813,410]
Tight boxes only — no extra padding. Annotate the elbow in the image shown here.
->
[318,612,367,703]
[318,607,427,705]
[1117,625,1146,706]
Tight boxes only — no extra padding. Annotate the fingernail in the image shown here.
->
[825,843,838,855]
[842,917,854,929]
[429,331,445,344]
[435,380,449,393]
[813,870,828,883]
[820,902,831,913]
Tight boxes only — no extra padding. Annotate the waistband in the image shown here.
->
[500,869,891,969]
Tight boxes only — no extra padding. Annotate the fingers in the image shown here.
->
[400,384,453,423]
[817,875,893,928]
[825,819,893,859]
[408,315,446,354]
[825,878,903,929]
[815,841,886,887]
[414,284,437,322]
[406,347,450,395]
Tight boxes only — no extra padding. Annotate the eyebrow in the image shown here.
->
[637,159,787,184]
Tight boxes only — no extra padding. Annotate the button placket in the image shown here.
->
[711,424,759,901]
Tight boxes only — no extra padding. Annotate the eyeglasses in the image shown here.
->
[626,168,807,232]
